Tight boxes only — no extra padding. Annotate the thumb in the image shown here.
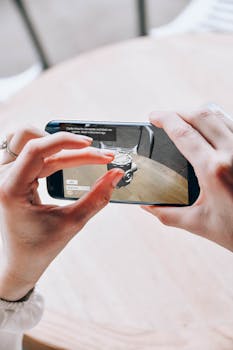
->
[61,168,124,235]
[141,205,192,230]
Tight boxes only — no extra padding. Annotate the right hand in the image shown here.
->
[143,107,233,252]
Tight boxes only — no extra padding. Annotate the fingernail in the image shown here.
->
[103,154,115,160]
[149,111,159,121]
[112,170,124,188]
[149,113,154,122]
[141,205,152,211]
[102,150,115,157]
[81,136,93,142]
[149,111,164,125]
[104,155,114,160]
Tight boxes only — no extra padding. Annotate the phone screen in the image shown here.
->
[52,122,193,205]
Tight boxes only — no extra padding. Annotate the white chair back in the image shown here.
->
[150,0,233,37]
[0,63,42,102]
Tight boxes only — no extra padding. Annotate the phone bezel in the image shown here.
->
[45,120,200,206]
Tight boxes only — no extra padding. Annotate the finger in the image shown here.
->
[55,168,124,237]
[2,126,47,164]
[207,103,233,132]
[215,158,233,195]
[149,111,214,169]
[141,205,200,233]
[178,108,233,149]
[39,148,115,177]
[29,179,42,205]
[8,132,93,193]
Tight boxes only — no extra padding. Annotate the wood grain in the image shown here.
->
[24,309,233,350]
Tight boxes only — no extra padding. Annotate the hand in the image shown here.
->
[0,127,124,301]
[142,107,233,251]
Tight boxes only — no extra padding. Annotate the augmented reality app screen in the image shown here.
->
[61,123,189,204]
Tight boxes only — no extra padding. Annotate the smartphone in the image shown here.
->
[45,120,199,206]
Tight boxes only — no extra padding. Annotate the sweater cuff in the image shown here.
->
[0,287,34,303]
[0,289,44,332]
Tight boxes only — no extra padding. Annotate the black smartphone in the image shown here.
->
[45,120,199,206]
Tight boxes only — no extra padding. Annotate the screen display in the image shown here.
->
[61,123,189,204]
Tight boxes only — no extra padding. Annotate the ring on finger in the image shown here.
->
[0,138,18,158]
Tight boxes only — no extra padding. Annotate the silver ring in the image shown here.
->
[0,138,18,158]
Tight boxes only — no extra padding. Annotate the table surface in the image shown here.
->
[1,34,233,349]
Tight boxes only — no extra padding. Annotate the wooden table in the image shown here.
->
[1,34,233,349]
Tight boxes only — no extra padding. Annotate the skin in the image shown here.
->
[142,107,233,252]
[0,129,124,301]
[0,107,232,301]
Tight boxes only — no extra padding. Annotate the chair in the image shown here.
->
[0,63,43,102]
[0,0,49,102]
[0,0,149,103]
[150,0,233,37]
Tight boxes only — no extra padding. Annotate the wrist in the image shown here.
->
[0,268,35,302]
[0,287,34,302]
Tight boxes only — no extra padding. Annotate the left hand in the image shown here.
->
[0,127,124,301]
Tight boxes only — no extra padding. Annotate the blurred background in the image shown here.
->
[0,0,188,76]
[1,0,232,103]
